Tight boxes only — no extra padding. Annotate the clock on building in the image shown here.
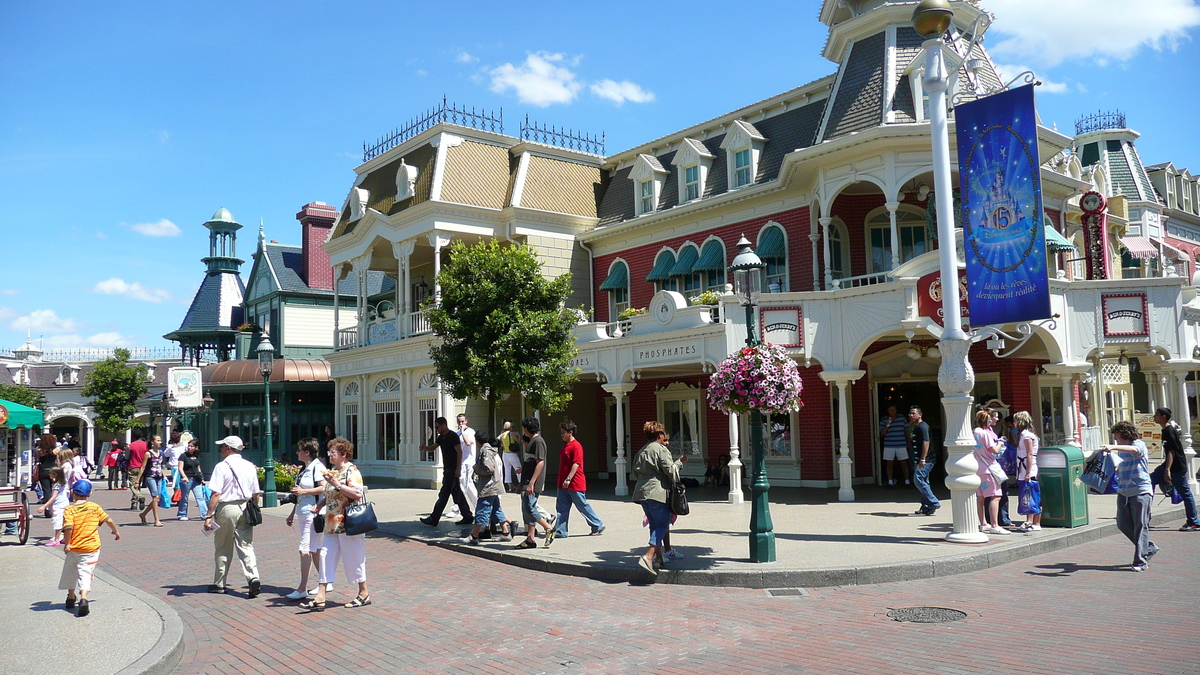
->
[1080,191,1106,214]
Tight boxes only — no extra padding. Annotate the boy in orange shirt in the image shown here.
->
[59,479,120,617]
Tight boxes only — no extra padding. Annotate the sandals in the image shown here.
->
[346,595,371,608]
[299,599,325,612]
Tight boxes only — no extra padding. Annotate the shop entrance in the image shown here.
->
[874,380,945,487]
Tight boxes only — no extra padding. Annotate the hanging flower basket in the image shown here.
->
[707,343,804,416]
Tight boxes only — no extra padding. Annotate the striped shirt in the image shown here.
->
[879,415,908,447]
[1115,440,1151,497]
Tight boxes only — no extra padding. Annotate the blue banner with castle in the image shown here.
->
[955,84,1051,327]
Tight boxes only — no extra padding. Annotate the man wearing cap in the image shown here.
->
[203,436,263,597]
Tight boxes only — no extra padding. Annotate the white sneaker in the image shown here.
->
[988,526,1011,535]
[306,588,319,597]
[1030,524,1042,531]
[325,583,334,592]
[285,589,308,600]
[665,549,685,560]
[178,517,188,521]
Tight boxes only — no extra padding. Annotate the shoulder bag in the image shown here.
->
[231,463,263,526]
[343,474,378,536]
[667,454,689,516]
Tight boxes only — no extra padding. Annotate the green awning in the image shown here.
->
[669,246,699,276]
[756,226,786,260]
[599,262,629,291]
[646,251,676,282]
[1045,225,1075,253]
[693,241,727,272]
[0,398,43,429]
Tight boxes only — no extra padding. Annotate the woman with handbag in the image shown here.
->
[1013,411,1043,531]
[631,421,681,577]
[973,410,1010,536]
[285,438,328,601]
[302,437,369,611]
[139,436,165,527]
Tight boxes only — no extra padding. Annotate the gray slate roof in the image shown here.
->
[264,244,395,296]
[172,272,245,334]
[822,31,886,141]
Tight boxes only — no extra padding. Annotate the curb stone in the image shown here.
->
[377,505,1185,589]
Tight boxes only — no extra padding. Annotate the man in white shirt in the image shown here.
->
[455,414,479,516]
[203,436,262,597]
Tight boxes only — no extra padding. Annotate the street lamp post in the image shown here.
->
[257,331,278,508]
[730,236,775,563]
[912,0,986,543]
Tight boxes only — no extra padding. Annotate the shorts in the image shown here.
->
[52,509,64,532]
[59,550,100,593]
[883,446,908,461]
[520,492,543,525]
[475,495,506,526]
[297,507,324,553]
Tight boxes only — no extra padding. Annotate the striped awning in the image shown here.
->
[599,261,629,291]
[1044,225,1075,253]
[646,251,676,282]
[692,240,727,272]
[1119,236,1158,259]
[756,226,786,260]
[669,246,699,276]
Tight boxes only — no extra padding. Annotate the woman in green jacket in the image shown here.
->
[631,420,680,576]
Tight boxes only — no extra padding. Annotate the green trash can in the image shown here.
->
[1037,445,1089,528]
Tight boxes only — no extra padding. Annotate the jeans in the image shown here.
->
[914,460,940,510]
[641,500,670,547]
[554,489,604,537]
[1115,493,1154,566]
[1170,468,1199,526]
[997,481,1013,525]
[178,477,209,520]
[474,495,507,527]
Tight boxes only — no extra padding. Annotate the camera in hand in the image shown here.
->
[277,493,298,505]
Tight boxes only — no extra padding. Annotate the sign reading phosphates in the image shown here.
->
[955,84,1051,327]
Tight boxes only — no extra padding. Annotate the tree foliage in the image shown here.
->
[0,384,42,409]
[424,240,580,435]
[81,348,148,433]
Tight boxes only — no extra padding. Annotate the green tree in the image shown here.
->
[81,348,148,433]
[424,240,581,436]
[0,384,42,409]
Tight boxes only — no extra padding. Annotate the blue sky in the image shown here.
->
[1,0,1198,353]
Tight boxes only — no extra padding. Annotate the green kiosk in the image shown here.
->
[0,398,45,489]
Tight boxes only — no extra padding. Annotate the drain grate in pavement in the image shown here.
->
[765,588,809,597]
[886,606,968,623]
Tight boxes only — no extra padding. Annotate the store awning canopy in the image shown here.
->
[0,398,44,429]
[756,226,786,260]
[692,241,727,272]
[1044,225,1075,253]
[669,246,699,276]
[646,251,676,282]
[1155,238,1188,261]
[1119,236,1159,259]
[598,262,629,291]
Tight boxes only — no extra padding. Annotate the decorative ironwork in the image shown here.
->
[363,96,504,162]
[1075,110,1127,136]
[0,347,183,362]
[520,115,605,155]
[970,317,1059,359]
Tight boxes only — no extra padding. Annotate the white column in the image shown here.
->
[1155,373,1169,415]
[821,370,864,502]
[125,429,132,445]
[1061,376,1078,447]
[428,233,451,304]
[332,263,341,349]
[1147,373,1159,412]
[357,374,368,458]
[885,201,901,270]
[727,412,744,504]
[351,254,372,347]
[819,217,833,290]
[392,240,415,337]
[601,383,635,497]
[808,233,821,291]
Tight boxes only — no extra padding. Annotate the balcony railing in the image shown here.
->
[604,320,633,338]
[407,311,431,336]
[830,271,891,290]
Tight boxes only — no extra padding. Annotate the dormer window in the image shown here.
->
[720,120,767,190]
[671,138,714,204]
[629,154,669,216]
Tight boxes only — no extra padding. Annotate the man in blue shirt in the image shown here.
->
[879,405,910,487]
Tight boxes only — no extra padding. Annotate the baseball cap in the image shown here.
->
[111,440,120,446]
[72,479,93,497]
[216,435,245,450]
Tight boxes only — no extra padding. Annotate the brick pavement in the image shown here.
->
[28,488,1196,675]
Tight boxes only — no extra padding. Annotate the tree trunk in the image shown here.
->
[487,391,498,442]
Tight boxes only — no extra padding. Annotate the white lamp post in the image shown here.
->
[912,0,986,543]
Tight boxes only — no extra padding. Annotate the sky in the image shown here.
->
[1,0,1198,353]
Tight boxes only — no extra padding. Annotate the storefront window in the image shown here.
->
[343,403,359,451]
[766,413,792,458]
[418,398,437,462]
[659,385,703,459]
[375,401,401,461]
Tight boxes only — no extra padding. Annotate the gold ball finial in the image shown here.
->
[911,0,954,38]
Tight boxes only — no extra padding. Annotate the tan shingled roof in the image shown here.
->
[520,155,601,217]
[439,141,510,209]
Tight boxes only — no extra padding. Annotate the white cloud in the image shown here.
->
[0,289,17,296]
[96,231,108,239]
[415,69,428,77]
[456,52,478,63]
[92,277,171,303]
[992,63,1069,93]
[11,309,79,334]
[158,130,169,144]
[42,332,138,349]
[129,218,181,237]
[985,0,1200,67]
[590,79,656,105]
[489,52,582,106]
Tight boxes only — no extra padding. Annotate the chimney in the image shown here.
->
[297,201,338,290]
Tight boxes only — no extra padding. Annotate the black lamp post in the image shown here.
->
[257,330,278,508]
[729,235,775,563]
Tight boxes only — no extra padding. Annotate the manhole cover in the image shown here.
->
[766,588,808,597]
[886,606,967,623]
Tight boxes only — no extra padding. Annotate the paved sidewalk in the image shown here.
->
[315,481,1186,587]
[0,538,183,675]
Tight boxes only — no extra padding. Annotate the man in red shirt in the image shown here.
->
[553,420,605,538]
[126,431,149,510]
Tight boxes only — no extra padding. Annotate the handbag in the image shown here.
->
[986,461,1008,485]
[171,487,183,505]
[1081,450,1117,494]
[313,512,325,533]
[1018,479,1042,515]
[668,480,690,516]
[343,484,377,536]
[231,466,263,526]
[999,442,1018,478]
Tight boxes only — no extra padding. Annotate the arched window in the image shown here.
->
[374,377,401,394]
[694,238,727,294]
[756,225,788,292]
[671,244,702,295]
[647,249,677,293]
[866,205,928,272]
[344,381,360,397]
[1068,232,1086,281]
[599,260,630,319]
[828,218,850,281]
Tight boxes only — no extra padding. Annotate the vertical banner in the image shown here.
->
[955,84,1052,326]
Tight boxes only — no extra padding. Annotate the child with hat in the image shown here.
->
[58,479,120,617]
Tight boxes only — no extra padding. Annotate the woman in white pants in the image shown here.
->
[284,438,328,600]
[302,437,369,611]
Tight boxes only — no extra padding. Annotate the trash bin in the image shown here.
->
[1037,445,1089,528]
